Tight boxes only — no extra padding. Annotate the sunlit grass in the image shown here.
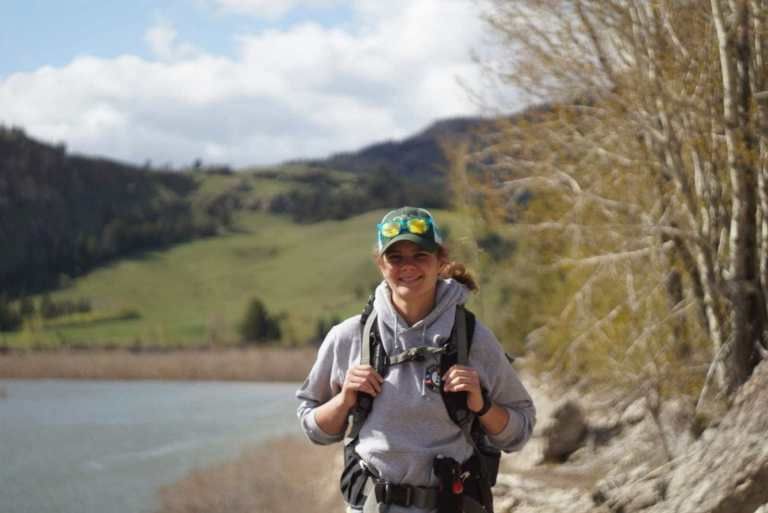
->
[3,209,471,349]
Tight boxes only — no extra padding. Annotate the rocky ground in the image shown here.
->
[495,363,768,513]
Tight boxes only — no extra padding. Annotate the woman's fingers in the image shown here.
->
[442,365,485,412]
[348,375,378,395]
[441,365,481,393]
[345,365,385,395]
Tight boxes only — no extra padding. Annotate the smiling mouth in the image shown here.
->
[398,276,422,284]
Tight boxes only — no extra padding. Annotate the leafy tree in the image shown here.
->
[239,297,282,344]
[471,0,768,405]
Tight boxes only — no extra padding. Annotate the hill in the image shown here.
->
[243,116,502,223]
[312,116,495,180]
[0,114,508,343]
[0,209,472,349]
[0,126,229,298]
[1,115,499,300]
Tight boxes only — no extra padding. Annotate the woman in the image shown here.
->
[296,207,536,513]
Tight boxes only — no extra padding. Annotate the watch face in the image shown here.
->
[424,364,442,392]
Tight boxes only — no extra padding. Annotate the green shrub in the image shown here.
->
[0,296,21,332]
[239,298,282,344]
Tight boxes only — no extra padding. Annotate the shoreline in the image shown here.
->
[0,346,317,382]
[155,434,343,513]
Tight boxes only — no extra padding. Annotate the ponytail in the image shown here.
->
[437,248,479,292]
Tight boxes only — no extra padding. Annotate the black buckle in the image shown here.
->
[375,482,412,506]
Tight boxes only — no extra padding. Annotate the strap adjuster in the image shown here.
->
[375,482,412,506]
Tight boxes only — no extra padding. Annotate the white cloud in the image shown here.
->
[0,0,498,167]
[145,21,200,61]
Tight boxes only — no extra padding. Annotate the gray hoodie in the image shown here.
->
[296,279,536,512]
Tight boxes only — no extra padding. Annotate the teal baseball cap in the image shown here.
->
[376,207,443,254]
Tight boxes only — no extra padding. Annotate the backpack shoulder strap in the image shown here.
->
[346,295,379,442]
[347,293,393,440]
[441,305,476,427]
[443,306,496,500]
[454,305,476,365]
[361,308,377,366]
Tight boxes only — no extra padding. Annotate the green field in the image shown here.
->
[3,209,473,349]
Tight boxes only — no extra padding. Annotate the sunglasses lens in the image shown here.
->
[380,222,401,238]
[407,218,428,235]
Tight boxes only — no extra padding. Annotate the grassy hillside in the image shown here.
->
[1,117,510,348]
[0,123,455,301]
[2,209,471,349]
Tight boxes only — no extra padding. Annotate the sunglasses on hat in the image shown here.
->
[377,216,432,239]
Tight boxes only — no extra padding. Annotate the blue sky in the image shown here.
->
[1,1,355,77]
[0,1,506,167]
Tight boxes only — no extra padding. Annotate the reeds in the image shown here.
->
[0,347,317,381]
[155,436,343,513]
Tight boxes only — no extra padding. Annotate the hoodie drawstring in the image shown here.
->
[420,323,428,396]
[373,279,470,399]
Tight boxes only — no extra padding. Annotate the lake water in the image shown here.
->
[0,380,302,513]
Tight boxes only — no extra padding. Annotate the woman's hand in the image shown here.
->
[442,364,484,413]
[443,364,509,435]
[340,364,385,409]
[314,364,385,436]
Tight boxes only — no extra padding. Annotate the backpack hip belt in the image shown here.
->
[373,481,440,509]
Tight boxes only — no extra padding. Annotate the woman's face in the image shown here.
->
[378,241,443,306]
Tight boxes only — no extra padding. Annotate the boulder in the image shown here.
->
[604,360,768,513]
[542,400,589,462]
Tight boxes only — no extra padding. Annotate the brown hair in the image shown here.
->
[437,247,479,292]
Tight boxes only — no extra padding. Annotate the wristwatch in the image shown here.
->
[475,388,493,417]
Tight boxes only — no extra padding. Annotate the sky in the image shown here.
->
[0,0,510,168]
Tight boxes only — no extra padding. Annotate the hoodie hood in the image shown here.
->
[373,278,469,355]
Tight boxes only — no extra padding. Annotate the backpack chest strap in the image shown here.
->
[362,308,452,367]
[388,345,449,365]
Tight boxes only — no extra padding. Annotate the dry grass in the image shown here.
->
[0,347,317,381]
[155,436,344,513]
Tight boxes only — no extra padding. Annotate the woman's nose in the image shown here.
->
[395,256,418,267]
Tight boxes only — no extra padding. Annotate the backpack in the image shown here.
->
[339,296,501,512]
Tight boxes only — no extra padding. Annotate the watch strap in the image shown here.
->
[475,388,492,417]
